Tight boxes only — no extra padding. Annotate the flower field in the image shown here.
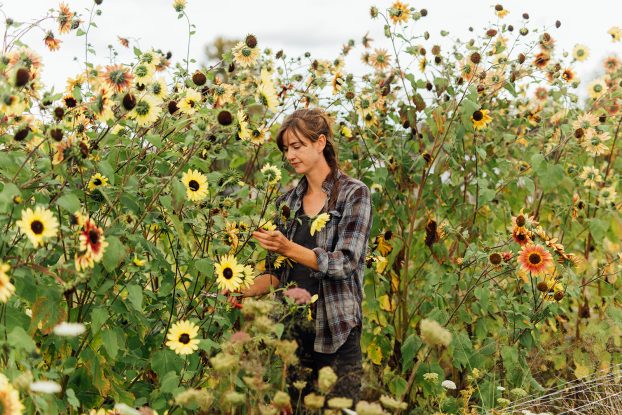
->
[0,1,621,414]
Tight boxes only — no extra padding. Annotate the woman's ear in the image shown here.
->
[317,134,327,152]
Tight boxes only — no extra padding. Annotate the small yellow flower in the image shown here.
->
[341,126,353,138]
[573,44,590,62]
[608,26,622,42]
[87,173,109,192]
[133,256,145,267]
[166,320,200,355]
[310,213,330,236]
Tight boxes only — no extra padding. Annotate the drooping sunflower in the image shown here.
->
[517,244,553,275]
[310,213,331,236]
[166,320,200,355]
[178,88,202,115]
[572,44,589,62]
[0,263,15,303]
[232,41,260,68]
[587,79,608,100]
[131,95,161,127]
[471,109,492,130]
[212,82,235,108]
[87,173,109,192]
[241,264,256,289]
[374,232,393,256]
[561,68,575,82]
[90,86,115,122]
[100,64,134,93]
[512,226,531,246]
[16,206,59,248]
[44,31,61,51]
[0,373,24,415]
[214,254,244,292]
[181,169,209,201]
[608,26,622,42]
[79,218,108,262]
[389,1,410,25]
[57,3,74,34]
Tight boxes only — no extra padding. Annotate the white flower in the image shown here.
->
[114,403,141,415]
[497,386,506,391]
[30,380,62,394]
[441,380,457,390]
[53,322,86,337]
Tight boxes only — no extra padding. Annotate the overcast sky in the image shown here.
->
[1,0,621,95]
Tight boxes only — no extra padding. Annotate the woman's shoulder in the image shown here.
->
[337,172,371,197]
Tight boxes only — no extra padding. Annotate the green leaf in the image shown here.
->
[401,333,422,373]
[151,349,184,377]
[102,329,119,359]
[91,307,108,334]
[57,193,81,213]
[126,284,143,312]
[159,371,180,394]
[8,326,36,352]
[66,388,80,409]
[103,236,127,271]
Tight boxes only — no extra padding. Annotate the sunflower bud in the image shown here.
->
[489,252,502,265]
[122,93,136,110]
[420,8,428,16]
[515,214,526,227]
[54,106,65,121]
[168,100,178,114]
[245,34,257,48]
[217,110,233,126]
[554,291,564,301]
[486,29,498,37]
[50,128,63,141]
[518,53,526,64]
[537,281,549,292]
[470,52,481,64]
[192,71,207,86]
[14,127,30,141]
[522,13,529,19]
[495,4,503,11]
[555,20,561,28]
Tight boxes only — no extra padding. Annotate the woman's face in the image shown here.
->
[282,128,326,175]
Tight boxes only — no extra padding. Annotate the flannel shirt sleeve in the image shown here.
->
[311,184,372,280]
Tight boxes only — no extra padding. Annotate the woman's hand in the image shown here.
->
[252,229,292,256]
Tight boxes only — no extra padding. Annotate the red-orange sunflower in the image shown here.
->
[517,244,553,275]
[100,64,134,94]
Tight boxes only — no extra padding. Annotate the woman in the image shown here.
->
[242,107,373,405]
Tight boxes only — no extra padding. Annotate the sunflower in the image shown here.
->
[232,41,260,68]
[90,87,115,122]
[310,213,330,236]
[608,26,622,42]
[331,71,345,95]
[0,373,24,415]
[149,78,168,100]
[88,173,109,192]
[181,169,209,202]
[78,218,108,262]
[579,166,602,188]
[131,95,161,127]
[212,82,235,108]
[603,56,621,74]
[580,131,610,156]
[166,320,200,355]
[260,163,282,185]
[512,226,531,246]
[587,79,607,100]
[214,254,244,292]
[599,185,618,206]
[369,48,391,71]
[178,88,202,115]
[389,1,410,25]
[518,244,553,275]
[533,52,550,69]
[132,63,154,85]
[561,68,575,82]
[237,110,252,140]
[100,64,134,93]
[256,76,279,112]
[44,31,61,51]
[374,234,393,256]
[16,206,59,248]
[57,3,74,34]
[249,127,269,145]
[471,109,492,130]
[0,263,15,303]
[572,44,589,62]
[241,264,256,289]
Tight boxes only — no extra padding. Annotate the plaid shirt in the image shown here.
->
[268,169,373,353]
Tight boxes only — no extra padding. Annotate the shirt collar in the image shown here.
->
[290,169,342,213]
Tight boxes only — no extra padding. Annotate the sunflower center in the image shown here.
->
[93,178,102,186]
[528,253,542,265]
[31,220,44,234]
[188,100,195,108]
[135,101,150,116]
[135,65,148,77]
[241,47,252,57]
[188,180,200,191]
[517,233,526,241]
[152,83,162,95]
[223,267,233,279]
[593,84,603,93]
[109,69,128,85]
[179,333,191,344]
[473,110,483,121]
[88,229,100,245]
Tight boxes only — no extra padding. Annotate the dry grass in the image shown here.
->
[502,364,622,414]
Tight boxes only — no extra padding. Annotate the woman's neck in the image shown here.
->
[304,160,332,195]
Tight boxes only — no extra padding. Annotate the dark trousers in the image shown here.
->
[285,319,363,409]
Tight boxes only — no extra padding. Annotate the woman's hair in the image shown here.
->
[275,107,342,209]
[275,107,340,175]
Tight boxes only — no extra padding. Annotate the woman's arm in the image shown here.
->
[240,273,280,298]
